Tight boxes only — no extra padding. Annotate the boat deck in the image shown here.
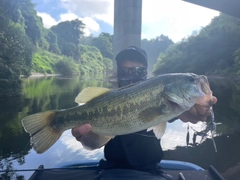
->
[29,164,225,180]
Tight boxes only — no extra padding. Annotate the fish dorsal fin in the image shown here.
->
[147,122,167,139]
[75,87,111,104]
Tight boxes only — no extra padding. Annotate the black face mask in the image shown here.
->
[117,67,147,87]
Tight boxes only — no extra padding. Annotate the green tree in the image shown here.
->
[79,45,112,73]
[55,60,78,76]
[141,35,174,74]
[91,33,113,59]
[80,34,94,46]
[153,14,240,77]
[51,19,85,60]
[19,0,42,46]
[0,7,33,95]
[44,29,61,54]
[3,0,53,51]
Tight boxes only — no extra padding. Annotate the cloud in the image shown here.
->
[81,17,101,36]
[38,11,100,35]
[37,12,59,28]
[60,0,114,25]
[59,11,79,21]
[142,0,220,42]
[60,12,101,35]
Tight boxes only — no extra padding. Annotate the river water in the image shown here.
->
[0,74,240,180]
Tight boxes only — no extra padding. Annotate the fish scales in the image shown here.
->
[53,76,165,135]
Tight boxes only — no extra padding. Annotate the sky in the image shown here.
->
[32,0,220,42]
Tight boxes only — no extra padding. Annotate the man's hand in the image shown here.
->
[178,96,218,124]
[72,124,92,141]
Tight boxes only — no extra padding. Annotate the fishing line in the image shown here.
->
[211,131,218,152]
[209,109,218,152]
[22,140,30,153]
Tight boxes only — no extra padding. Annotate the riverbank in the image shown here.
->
[20,72,61,78]
[31,72,62,77]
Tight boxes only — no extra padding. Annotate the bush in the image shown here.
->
[55,60,78,76]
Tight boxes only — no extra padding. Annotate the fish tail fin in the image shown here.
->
[21,110,63,154]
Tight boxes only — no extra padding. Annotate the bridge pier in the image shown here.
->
[113,0,142,71]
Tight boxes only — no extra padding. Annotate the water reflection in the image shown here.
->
[161,120,209,150]
[0,95,30,179]
[0,74,111,179]
[11,130,104,179]
[0,75,240,179]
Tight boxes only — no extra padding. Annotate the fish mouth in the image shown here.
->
[199,76,212,95]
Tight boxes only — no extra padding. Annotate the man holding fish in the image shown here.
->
[72,46,218,180]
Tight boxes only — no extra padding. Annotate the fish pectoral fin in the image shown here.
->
[80,131,114,150]
[75,87,111,104]
[21,110,63,154]
[138,105,168,123]
[147,122,167,139]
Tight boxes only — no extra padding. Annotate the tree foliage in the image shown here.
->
[44,29,61,54]
[51,19,85,60]
[91,33,113,60]
[32,51,78,75]
[19,0,43,46]
[0,0,34,96]
[141,35,174,73]
[55,60,78,76]
[153,14,240,77]
[79,45,109,74]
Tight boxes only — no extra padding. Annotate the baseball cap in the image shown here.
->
[115,46,148,68]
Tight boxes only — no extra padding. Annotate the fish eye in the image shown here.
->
[187,96,192,101]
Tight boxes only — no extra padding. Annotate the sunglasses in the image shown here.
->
[118,67,147,77]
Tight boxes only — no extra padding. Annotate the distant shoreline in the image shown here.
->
[21,73,61,78]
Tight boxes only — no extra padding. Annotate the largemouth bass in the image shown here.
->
[22,73,213,154]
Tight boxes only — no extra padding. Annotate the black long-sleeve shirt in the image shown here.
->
[99,129,164,172]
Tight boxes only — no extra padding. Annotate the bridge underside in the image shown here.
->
[183,0,240,18]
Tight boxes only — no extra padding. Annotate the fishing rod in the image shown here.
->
[0,166,97,173]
